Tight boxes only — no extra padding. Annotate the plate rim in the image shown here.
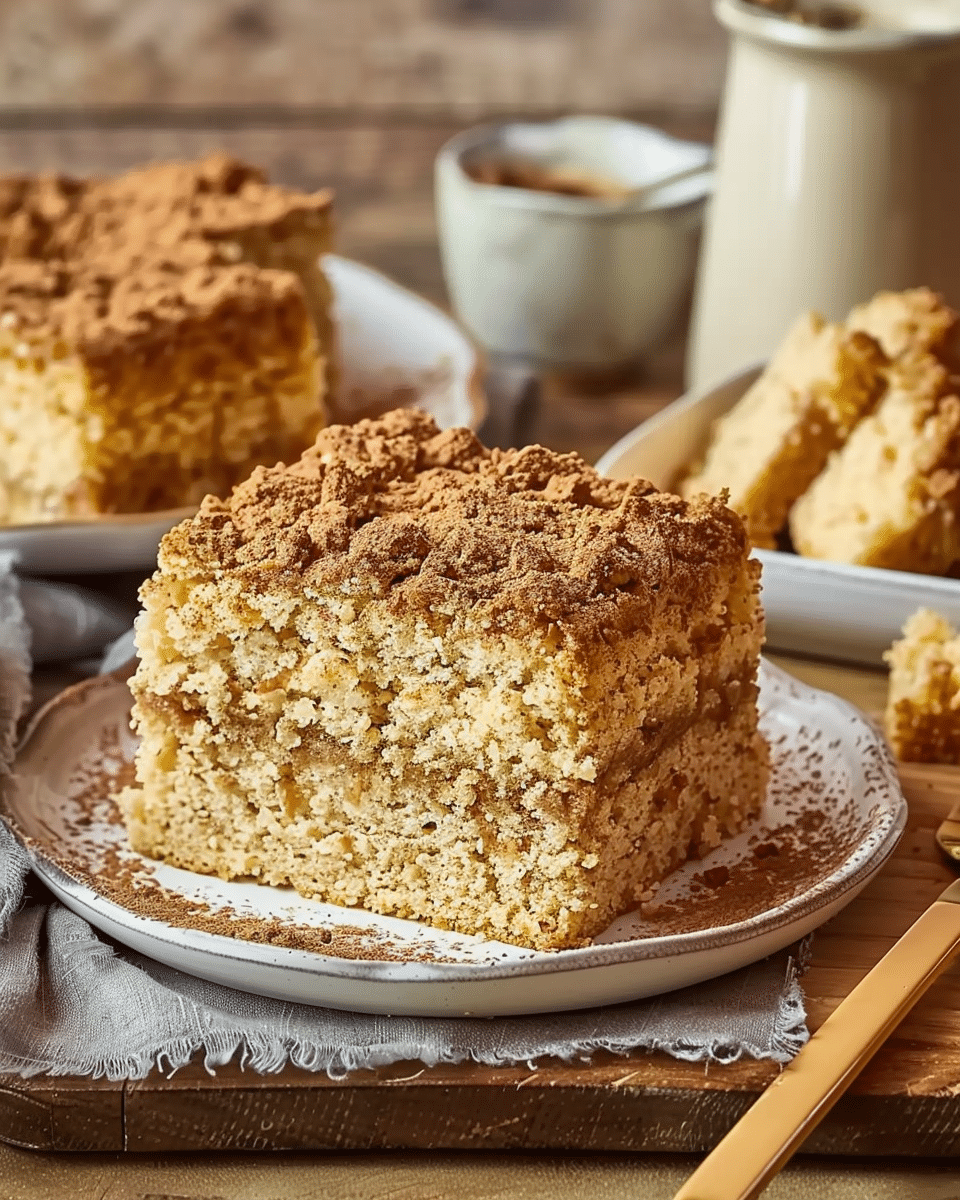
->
[2,659,908,986]
[323,253,488,433]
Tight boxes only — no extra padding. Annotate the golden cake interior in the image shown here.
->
[121,410,768,951]
[0,154,333,524]
[790,353,960,573]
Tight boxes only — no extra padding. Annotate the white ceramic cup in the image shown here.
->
[435,117,713,369]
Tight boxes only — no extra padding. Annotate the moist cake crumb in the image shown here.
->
[790,354,960,573]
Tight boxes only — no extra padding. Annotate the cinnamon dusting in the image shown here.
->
[162,407,756,640]
[467,158,630,201]
[0,152,332,359]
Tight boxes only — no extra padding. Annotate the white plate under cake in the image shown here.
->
[2,659,906,1017]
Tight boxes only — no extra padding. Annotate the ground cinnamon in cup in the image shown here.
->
[466,158,630,201]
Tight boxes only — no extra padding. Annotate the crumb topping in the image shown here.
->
[0,152,331,354]
[0,257,309,359]
[161,409,753,632]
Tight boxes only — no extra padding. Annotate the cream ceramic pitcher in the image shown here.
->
[688,0,960,389]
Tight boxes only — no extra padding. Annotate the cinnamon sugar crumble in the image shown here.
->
[168,407,755,637]
[0,257,308,360]
[0,154,332,357]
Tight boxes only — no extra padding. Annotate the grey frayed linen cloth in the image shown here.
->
[0,557,810,1081]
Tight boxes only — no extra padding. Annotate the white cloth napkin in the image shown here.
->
[0,557,810,1081]
[18,577,132,664]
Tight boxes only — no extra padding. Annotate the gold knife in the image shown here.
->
[674,802,960,1200]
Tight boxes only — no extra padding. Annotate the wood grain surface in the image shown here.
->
[7,1144,960,1200]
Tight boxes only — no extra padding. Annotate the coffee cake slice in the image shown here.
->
[87,154,336,392]
[0,154,333,523]
[0,260,321,522]
[885,608,960,762]
[121,410,768,951]
[679,313,886,548]
[789,354,960,573]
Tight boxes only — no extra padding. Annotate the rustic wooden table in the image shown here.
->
[4,115,960,1198]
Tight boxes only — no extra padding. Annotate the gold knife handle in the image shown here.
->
[674,879,960,1200]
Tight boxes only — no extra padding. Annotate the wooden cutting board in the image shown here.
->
[2,759,959,1157]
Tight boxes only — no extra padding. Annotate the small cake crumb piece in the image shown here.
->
[885,607,960,763]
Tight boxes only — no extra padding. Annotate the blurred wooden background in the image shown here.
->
[0,0,724,116]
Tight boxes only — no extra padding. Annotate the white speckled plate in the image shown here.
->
[2,659,905,1017]
[0,254,485,575]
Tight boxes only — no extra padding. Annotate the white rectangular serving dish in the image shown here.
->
[594,365,960,667]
